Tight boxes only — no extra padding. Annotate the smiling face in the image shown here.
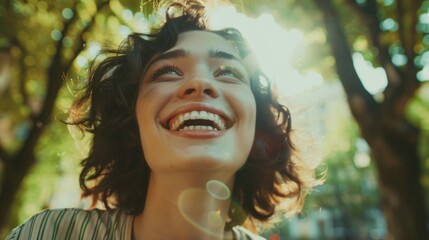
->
[135,31,256,174]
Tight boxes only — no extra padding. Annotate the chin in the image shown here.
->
[171,152,246,172]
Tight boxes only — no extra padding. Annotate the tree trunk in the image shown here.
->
[0,1,110,233]
[314,0,428,239]
[365,120,427,240]
[0,153,36,232]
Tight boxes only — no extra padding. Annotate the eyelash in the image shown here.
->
[215,65,245,81]
[151,64,245,82]
[151,64,182,80]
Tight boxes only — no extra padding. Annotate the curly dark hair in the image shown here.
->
[70,0,315,230]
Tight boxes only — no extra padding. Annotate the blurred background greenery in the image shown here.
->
[0,0,428,239]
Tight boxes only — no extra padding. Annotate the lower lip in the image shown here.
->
[167,129,226,138]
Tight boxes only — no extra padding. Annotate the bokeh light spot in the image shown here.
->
[76,56,88,68]
[178,188,225,237]
[51,30,62,41]
[380,18,399,31]
[62,8,73,20]
[391,54,408,66]
[352,53,388,94]
[122,9,133,22]
[206,180,230,200]
[207,211,223,228]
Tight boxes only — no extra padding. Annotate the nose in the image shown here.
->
[177,73,219,99]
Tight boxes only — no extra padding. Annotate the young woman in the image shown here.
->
[7,1,316,239]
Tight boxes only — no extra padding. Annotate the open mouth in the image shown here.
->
[168,110,228,131]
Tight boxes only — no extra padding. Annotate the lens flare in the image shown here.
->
[177,180,231,237]
[207,210,223,228]
[206,180,231,200]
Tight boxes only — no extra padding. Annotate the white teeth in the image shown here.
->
[190,111,199,119]
[200,111,208,119]
[208,113,214,121]
[168,110,227,131]
[219,122,224,130]
[184,112,190,121]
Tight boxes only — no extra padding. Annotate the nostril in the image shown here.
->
[180,85,218,98]
[184,88,196,95]
[183,88,214,96]
[203,89,213,95]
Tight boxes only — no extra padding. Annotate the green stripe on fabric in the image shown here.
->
[113,210,122,239]
[91,210,104,239]
[102,211,112,240]
[26,211,39,238]
[36,209,52,239]
[64,209,79,239]
[78,210,92,239]
[52,209,67,239]
[8,208,132,240]
[14,226,22,239]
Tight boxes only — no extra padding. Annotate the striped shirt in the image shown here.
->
[7,208,132,240]
[6,208,265,240]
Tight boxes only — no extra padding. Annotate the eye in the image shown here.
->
[151,64,182,80]
[214,65,245,82]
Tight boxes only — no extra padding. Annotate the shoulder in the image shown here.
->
[231,226,266,240]
[6,208,133,240]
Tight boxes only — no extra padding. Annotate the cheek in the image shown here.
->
[243,90,257,136]
[237,88,257,126]
[135,97,152,152]
[135,90,152,128]
[135,83,171,126]
[135,83,177,156]
[135,87,162,146]
[230,87,257,148]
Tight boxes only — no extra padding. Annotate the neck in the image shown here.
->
[133,171,235,240]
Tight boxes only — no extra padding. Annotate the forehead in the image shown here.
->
[169,30,239,56]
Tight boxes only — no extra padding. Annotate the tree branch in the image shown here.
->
[397,0,418,74]
[382,1,419,118]
[408,2,419,69]
[15,0,111,172]
[314,0,377,126]
[345,0,403,87]
[12,39,34,116]
[3,0,12,9]
[3,39,33,116]
[344,0,420,117]
[0,143,10,163]
[64,1,111,74]
[0,0,111,231]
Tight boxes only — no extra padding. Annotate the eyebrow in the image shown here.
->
[150,49,190,64]
[147,48,242,68]
[208,49,241,61]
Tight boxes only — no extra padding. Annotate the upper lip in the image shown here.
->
[161,103,233,130]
